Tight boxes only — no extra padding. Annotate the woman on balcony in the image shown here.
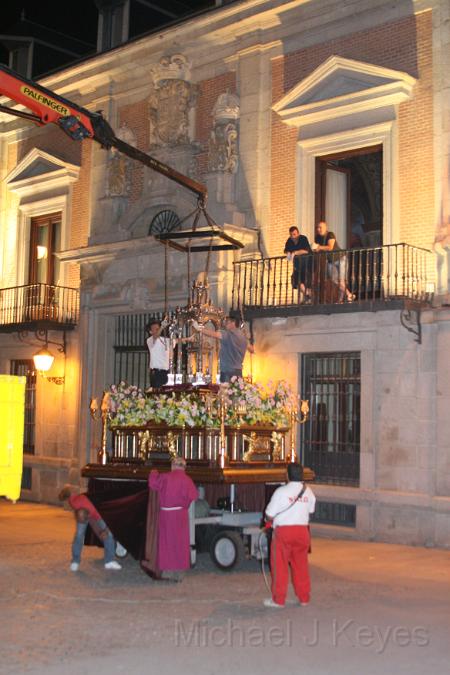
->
[312,221,354,303]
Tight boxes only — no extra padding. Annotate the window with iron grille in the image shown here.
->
[301,352,360,486]
[113,311,170,390]
[311,501,356,527]
[21,467,32,490]
[10,359,36,455]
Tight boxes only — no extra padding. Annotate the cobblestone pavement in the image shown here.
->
[0,500,449,675]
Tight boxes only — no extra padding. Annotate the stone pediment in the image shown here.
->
[273,55,416,127]
[6,148,80,196]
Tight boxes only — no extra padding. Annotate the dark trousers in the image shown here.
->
[150,369,169,388]
[292,256,313,289]
[220,369,243,383]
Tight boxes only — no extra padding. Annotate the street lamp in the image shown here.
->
[33,346,54,372]
[32,345,64,385]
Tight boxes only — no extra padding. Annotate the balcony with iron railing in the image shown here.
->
[232,243,435,319]
[0,283,79,332]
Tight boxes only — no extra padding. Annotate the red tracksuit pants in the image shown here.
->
[270,525,310,606]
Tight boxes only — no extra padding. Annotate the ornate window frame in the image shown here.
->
[6,148,80,286]
[273,55,416,244]
[296,122,397,244]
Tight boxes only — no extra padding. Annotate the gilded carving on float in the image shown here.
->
[89,392,111,465]
[288,398,310,463]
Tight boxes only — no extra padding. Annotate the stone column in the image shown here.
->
[432,0,450,295]
[230,43,281,254]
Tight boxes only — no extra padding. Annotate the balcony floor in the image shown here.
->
[239,297,425,320]
[0,319,77,334]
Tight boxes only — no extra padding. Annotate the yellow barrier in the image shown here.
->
[0,374,26,502]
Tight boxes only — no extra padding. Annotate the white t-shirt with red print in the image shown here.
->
[265,481,316,527]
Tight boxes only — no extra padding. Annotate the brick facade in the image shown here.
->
[18,125,82,166]
[195,72,236,176]
[270,11,434,255]
[68,140,92,289]
[118,98,149,204]
[398,11,434,251]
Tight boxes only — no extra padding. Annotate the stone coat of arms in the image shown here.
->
[149,54,197,147]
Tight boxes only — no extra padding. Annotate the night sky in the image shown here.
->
[2,1,99,46]
[1,1,218,73]
[1,1,216,43]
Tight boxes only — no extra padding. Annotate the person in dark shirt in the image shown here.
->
[313,221,354,303]
[284,226,313,300]
[194,316,254,382]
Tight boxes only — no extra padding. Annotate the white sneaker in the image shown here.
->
[263,598,284,608]
[115,542,127,558]
[70,562,79,572]
[104,560,122,570]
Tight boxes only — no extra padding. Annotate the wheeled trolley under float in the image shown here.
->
[82,396,314,573]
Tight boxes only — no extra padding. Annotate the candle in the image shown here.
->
[101,392,111,413]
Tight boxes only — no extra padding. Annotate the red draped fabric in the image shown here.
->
[86,480,161,579]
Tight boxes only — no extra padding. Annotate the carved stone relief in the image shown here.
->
[80,261,109,291]
[208,91,240,174]
[105,123,135,198]
[122,279,152,310]
[149,54,197,147]
[145,144,201,199]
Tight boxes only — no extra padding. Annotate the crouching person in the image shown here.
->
[59,486,122,572]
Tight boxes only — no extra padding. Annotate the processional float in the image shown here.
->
[0,63,313,490]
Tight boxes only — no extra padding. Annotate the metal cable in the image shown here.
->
[164,240,168,314]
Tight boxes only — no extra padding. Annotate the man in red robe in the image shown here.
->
[148,457,198,581]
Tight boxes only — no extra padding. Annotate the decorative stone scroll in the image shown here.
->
[208,91,240,174]
[149,54,197,147]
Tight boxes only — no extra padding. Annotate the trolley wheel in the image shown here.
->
[115,542,128,558]
[210,530,245,571]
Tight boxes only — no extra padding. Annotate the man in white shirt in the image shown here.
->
[146,319,170,388]
[263,463,316,608]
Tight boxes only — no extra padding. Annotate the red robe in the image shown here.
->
[148,469,198,571]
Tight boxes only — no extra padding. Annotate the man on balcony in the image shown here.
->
[284,226,313,302]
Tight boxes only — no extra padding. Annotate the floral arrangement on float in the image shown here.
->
[107,377,297,429]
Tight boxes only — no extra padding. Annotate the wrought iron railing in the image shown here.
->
[0,283,79,329]
[232,243,434,313]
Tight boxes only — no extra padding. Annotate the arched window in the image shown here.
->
[148,210,181,235]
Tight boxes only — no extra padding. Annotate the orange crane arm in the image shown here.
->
[0,64,207,201]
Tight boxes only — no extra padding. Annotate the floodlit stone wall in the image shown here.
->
[0,0,448,542]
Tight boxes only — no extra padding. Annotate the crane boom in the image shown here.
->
[0,64,207,201]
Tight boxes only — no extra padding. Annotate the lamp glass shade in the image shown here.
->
[33,348,54,372]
